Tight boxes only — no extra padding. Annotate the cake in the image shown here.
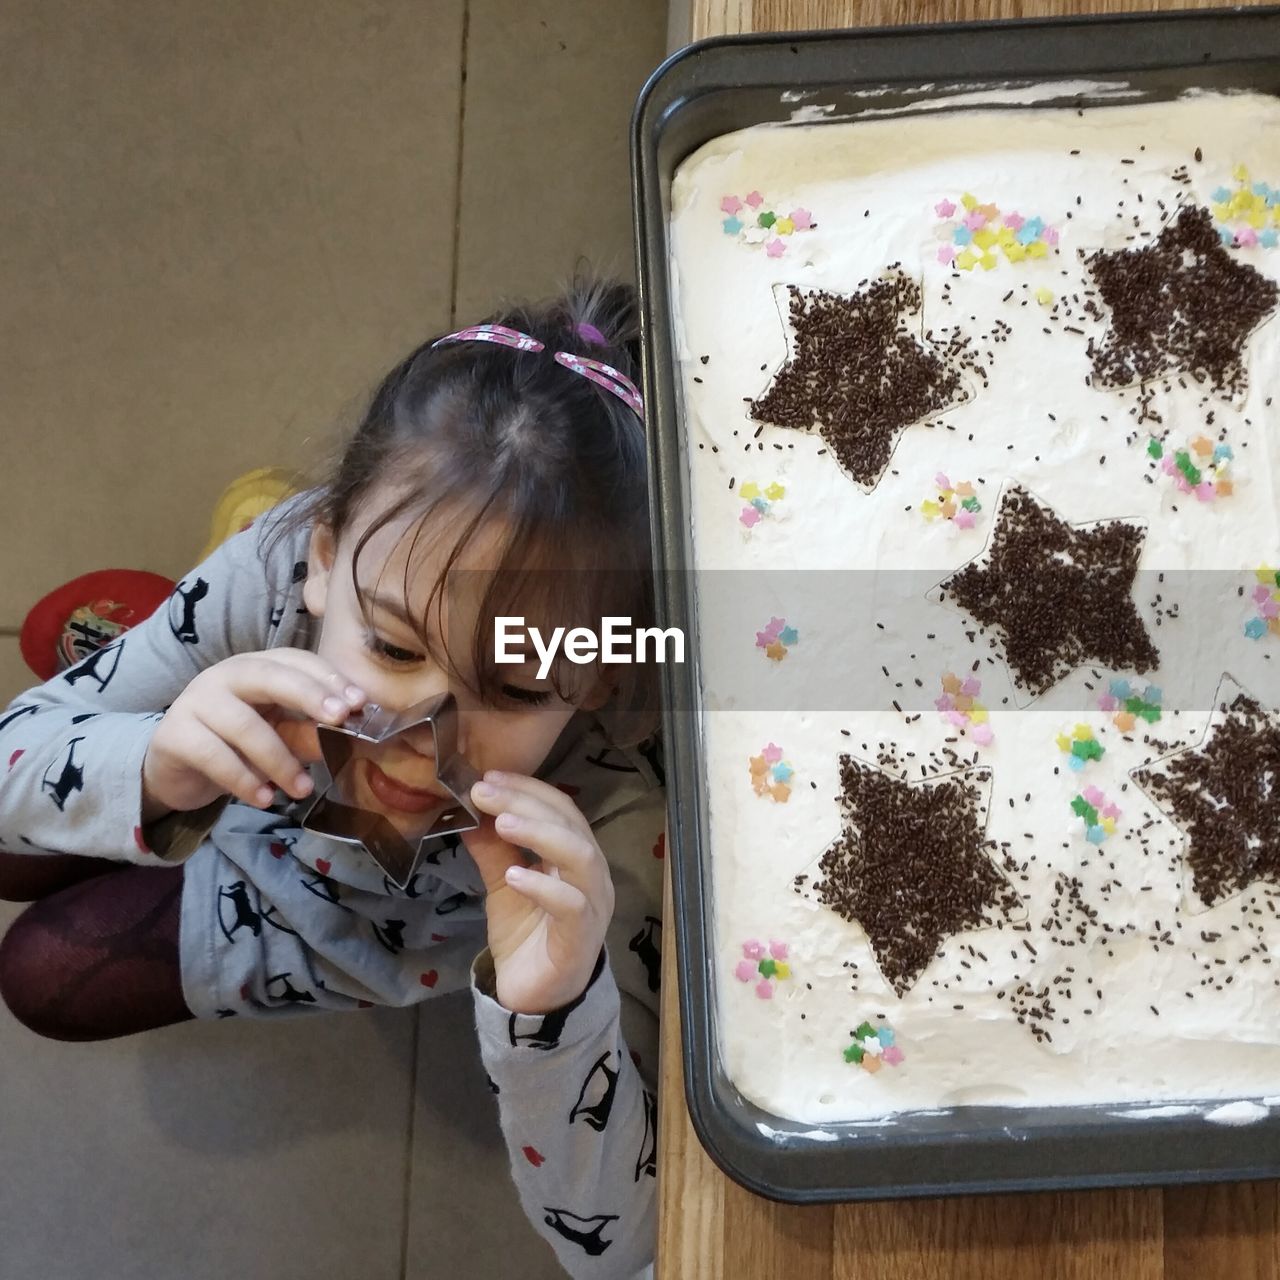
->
[667,88,1280,1124]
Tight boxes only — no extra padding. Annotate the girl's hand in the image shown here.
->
[463,772,616,1015]
[141,648,366,818]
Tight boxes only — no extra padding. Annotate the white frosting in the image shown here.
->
[1205,1100,1270,1126]
[668,91,1280,1124]
[757,1123,841,1141]
[1107,1105,1199,1120]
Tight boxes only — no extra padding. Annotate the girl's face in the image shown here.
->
[302,486,604,839]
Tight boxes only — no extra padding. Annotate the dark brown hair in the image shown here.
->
[260,274,660,747]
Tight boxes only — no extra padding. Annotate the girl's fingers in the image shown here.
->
[196,701,314,800]
[491,812,603,897]
[474,771,585,827]
[272,716,325,767]
[461,816,525,893]
[503,864,591,924]
[260,649,368,707]
[470,775,588,838]
[221,654,364,727]
[184,721,277,808]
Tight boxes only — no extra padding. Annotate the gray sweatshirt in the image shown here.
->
[0,495,665,1278]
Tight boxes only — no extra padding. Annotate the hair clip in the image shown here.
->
[432,324,545,353]
[553,351,645,417]
[430,323,643,418]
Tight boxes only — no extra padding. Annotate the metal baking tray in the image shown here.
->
[632,6,1280,1203]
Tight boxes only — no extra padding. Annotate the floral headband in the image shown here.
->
[431,323,644,418]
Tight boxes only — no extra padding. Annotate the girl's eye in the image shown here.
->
[500,684,552,707]
[365,633,423,665]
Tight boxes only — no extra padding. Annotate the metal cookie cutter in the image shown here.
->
[299,691,482,889]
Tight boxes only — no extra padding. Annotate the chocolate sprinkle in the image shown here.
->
[749,274,973,488]
[1083,205,1278,396]
[940,486,1159,697]
[808,759,1021,995]
[1133,689,1280,907]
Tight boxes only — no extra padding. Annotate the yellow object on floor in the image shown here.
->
[200,467,300,559]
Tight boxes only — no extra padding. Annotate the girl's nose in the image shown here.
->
[397,696,472,762]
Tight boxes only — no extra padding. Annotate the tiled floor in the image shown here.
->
[0,2,668,1277]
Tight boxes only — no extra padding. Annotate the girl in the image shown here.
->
[0,278,666,1280]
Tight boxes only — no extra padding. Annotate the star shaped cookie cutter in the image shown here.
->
[299,691,482,889]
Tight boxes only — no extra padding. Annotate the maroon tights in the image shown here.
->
[0,851,193,1041]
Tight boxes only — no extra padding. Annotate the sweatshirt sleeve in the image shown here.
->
[0,500,314,865]
[469,785,667,1280]
[471,948,658,1280]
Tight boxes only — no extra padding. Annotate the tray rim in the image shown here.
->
[632,4,1280,1203]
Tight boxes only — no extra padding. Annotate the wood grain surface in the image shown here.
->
[659,1,1280,1276]
[732,0,1270,34]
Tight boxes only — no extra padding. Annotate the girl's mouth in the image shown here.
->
[361,758,449,816]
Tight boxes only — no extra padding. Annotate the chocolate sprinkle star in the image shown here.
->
[940,485,1159,699]
[749,273,974,488]
[809,758,1020,996]
[1084,204,1278,396]
[1133,683,1280,908]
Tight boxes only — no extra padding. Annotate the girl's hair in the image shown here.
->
[260,273,660,748]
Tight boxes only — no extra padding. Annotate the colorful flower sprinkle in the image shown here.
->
[1071,785,1121,844]
[934,193,1060,273]
[1210,166,1280,249]
[936,671,994,746]
[720,192,815,257]
[1245,565,1280,640]
[842,1019,905,1072]
[749,743,794,803]
[756,615,799,661]
[1056,723,1105,773]
[1097,678,1162,733]
[735,938,792,998]
[920,472,981,529]
[738,479,786,530]
[1148,434,1235,501]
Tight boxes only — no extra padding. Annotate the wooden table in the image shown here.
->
[656,2,1280,1276]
